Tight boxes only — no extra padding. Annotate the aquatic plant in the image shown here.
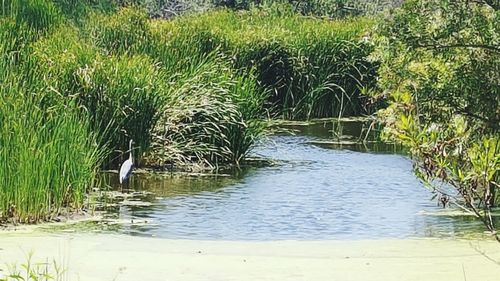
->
[0,252,66,281]
[151,7,376,119]
[0,0,103,222]
[28,27,163,165]
[0,0,376,221]
[145,54,267,169]
[0,86,102,223]
[86,7,153,55]
[71,54,164,166]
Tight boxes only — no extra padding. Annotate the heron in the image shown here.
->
[119,139,134,184]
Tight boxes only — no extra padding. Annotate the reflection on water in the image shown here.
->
[274,119,405,154]
[80,121,495,240]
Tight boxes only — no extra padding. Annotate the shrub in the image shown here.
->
[371,0,499,238]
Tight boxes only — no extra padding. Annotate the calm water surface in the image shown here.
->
[91,121,488,240]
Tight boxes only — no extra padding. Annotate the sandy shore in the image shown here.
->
[1,233,500,281]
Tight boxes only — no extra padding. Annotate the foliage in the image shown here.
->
[0,0,376,221]
[145,55,267,169]
[371,0,500,238]
[71,54,163,165]
[0,86,102,223]
[287,0,404,18]
[136,0,403,18]
[153,7,376,119]
[0,0,103,223]
[87,7,153,55]
[0,253,66,281]
[29,24,163,166]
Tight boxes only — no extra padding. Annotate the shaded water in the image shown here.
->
[90,121,490,240]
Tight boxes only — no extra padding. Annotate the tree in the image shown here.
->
[371,0,500,240]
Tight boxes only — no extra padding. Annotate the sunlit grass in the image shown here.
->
[0,0,376,221]
[0,85,102,223]
[149,7,376,119]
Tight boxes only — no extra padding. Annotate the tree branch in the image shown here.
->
[415,43,500,53]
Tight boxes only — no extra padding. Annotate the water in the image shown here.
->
[90,121,490,240]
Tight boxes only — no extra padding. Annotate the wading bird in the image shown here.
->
[119,139,134,184]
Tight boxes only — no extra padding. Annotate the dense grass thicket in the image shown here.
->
[0,0,102,222]
[160,8,377,119]
[0,0,375,222]
[132,0,403,19]
[86,6,376,119]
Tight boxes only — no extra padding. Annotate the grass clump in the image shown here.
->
[145,55,267,170]
[28,29,163,166]
[87,7,153,55]
[0,0,103,223]
[156,7,376,119]
[73,54,163,165]
[28,27,100,96]
[0,87,102,223]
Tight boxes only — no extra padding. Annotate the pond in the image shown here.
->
[86,121,490,240]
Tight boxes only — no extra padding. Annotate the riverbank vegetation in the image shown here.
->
[370,0,499,239]
[0,0,376,222]
[0,0,498,239]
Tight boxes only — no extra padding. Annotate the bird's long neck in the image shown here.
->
[129,140,133,162]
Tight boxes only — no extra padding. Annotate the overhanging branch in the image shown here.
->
[415,43,500,53]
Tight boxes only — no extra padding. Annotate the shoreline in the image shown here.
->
[1,233,499,281]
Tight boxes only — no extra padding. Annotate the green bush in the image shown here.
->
[371,0,499,238]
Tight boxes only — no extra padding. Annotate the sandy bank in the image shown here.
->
[1,233,499,281]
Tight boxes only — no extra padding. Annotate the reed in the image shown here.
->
[27,26,163,166]
[0,85,102,223]
[145,53,268,169]
[72,54,164,166]
[150,7,376,119]
[86,7,153,55]
[86,6,375,120]
[0,0,102,222]
[0,1,377,221]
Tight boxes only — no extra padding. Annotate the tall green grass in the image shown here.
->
[85,6,376,120]
[0,0,102,222]
[28,23,163,167]
[0,1,377,221]
[87,7,153,55]
[145,54,268,169]
[0,85,102,223]
[73,54,163,165]
[148,7,376,119]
